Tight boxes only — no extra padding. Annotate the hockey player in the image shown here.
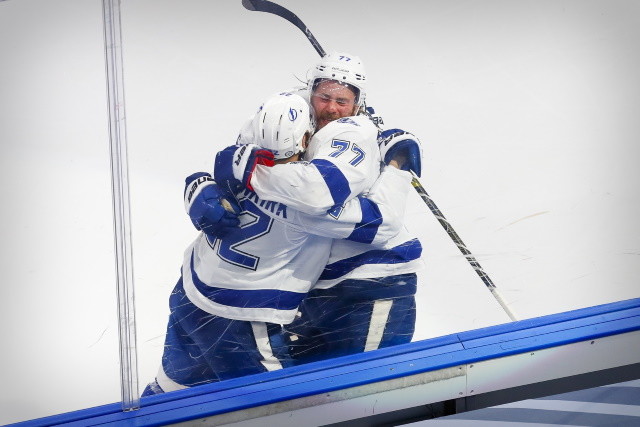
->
[142,92,414,395]
[212,52,424,365]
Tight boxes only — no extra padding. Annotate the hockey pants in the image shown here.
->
[142,278,292,396]
[285,273,417,365]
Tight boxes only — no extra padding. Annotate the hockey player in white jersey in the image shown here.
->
[213,52,425,365]
[142,92,414,395]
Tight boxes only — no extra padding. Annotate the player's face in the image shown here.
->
[311,80,358,130]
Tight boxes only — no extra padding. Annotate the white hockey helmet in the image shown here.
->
[252,92,314,160]
[307,51,367,108]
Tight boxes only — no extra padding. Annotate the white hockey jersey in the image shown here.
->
[249,115,425,288]
[250,116,379,215]
[182,166,412,324]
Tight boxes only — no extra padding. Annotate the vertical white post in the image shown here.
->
[102,0,140,411]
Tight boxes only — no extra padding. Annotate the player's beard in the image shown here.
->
[316,112,340,129]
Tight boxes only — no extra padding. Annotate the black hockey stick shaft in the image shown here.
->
[410,173,518,321]
[242,0,326,57]
[241,0,517,321]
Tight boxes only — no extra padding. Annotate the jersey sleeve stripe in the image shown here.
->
[318,238,423,281]
[346,197,383,244]
[189,253,305,311]
[310,158,352,210]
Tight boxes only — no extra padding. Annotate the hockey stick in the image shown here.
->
[242,0,326,57]
[241,0,518,321]
[410,172,518,321]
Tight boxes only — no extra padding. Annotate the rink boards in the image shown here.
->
[15,297,640,426]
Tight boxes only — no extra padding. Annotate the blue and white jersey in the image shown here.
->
[248,116,425,287]
[314,229,424,289]
[251,115,381,216]
[182,166,412,324]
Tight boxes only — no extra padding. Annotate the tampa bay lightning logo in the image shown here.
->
[327,204,344,219]
[288,107,298,121]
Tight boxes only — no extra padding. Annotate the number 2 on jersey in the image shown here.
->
[213,202,273,270]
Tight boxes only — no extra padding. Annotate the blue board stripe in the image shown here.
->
[12,297,640,427]
[460,306,640,349]
[458,298,640,342]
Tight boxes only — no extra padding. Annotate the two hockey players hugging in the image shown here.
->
[143,52,425,396]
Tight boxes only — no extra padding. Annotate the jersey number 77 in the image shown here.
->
[329,139,365,166]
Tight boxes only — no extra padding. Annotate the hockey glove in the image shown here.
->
[184,172,241,238]
[213,144,275,192]
[377,128,423,177]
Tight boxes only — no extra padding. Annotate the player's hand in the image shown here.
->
[377,129,423,177]
[184,172,241,238]
[213,144,275,191]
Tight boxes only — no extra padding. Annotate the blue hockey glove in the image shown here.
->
[377,128,423,177]
[213,144,275,191]
[184,172,241,238]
